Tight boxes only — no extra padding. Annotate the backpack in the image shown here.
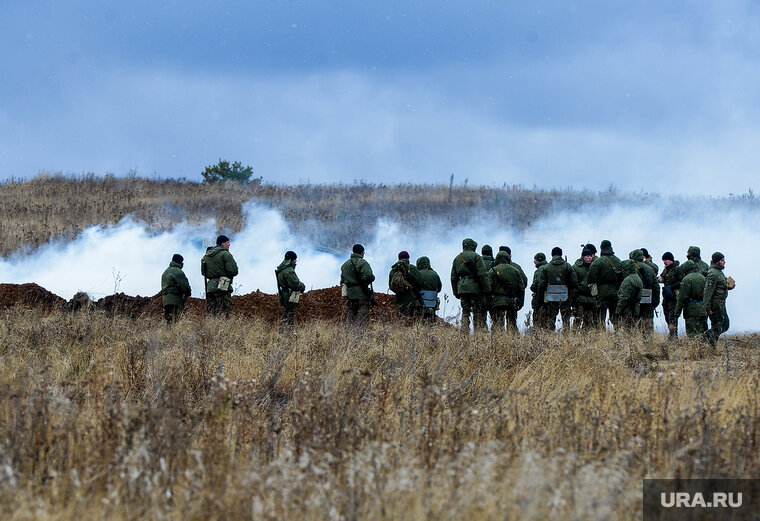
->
[390,263,413,294]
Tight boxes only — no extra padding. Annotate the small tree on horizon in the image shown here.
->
[201,159,260,184]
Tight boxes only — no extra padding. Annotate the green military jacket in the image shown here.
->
[481,254,495,271]
[587,253,623,299]
[630,249,660,307]
[161,261,191,307]
[644,259,659,276]
[202,246,239,294]
[538,256,579,297]
[675,263,706,319]
[488,251,527,309]
[703,262,728,312]
[416,257,443,292]
[389,259,423,309]
[508,257,529,289]
[660,260,681,300]
[572,258,595,305]
[340,253,376,300]
[530,258,548,309]
[616,261,643,317]
[450,239,490,297]
[276,259,306,308]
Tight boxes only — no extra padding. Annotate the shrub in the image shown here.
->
[201,159,261,185]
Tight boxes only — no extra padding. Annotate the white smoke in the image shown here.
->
[0,201,753,332]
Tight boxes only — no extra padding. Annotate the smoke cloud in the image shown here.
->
[0,201,753,333]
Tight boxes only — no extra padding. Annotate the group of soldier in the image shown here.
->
[160,234,733,349]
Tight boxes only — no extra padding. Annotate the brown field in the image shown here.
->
[0,307,756,520]
[0,175,757,519]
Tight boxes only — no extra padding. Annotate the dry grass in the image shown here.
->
[0,308,757,520]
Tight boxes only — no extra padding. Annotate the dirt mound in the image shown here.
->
[0,283,67,311]
[0,283,400,323]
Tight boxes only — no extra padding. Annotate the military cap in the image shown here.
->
[284,250,297,261]
[216,234,230,245]
[499,246,511,254]
[711,251,725,263]
[172,253,184,264]
[583,243,597,255]
[662,251,674,261]
[481,245,493,256]
[352,243,365,254]
[398,250,410,260]
[551,246,562,257]
[600,240,614,255]
[534,252,546,262]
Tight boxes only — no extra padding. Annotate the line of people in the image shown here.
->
[159,235,734,350]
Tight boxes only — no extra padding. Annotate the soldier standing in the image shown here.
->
[161,253,191,323]
[572,246,597,330]
[529,252,549,329]
[276,251,306,330]
[704,252,730,349]
[389,251,423,319]
[481,245,495,270]
[680,246,709,276]
[587,239,623,328]
[340,244,376,328]
[674,260,708,339]
[499,246,528,292]
[641,248,660,277]
[415,256,442,323]
[616,259,643,329]
[451,238,490,332]
[202,235,239,318]
[659,252,680,339]
[536,247,578,330]
[629,249,659,334]
[488,250,526,332]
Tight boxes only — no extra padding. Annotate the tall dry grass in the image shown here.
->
[0,307,757,520]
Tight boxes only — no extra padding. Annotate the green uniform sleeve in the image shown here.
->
[476,257,491,293]
[224,252,239,278]
[675,278,689,317]
[177,270,191,297]
[450,260,460,298]
[360,259,375,284]
[703,271,717,312]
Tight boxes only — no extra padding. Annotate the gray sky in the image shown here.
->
[2,1,760,193]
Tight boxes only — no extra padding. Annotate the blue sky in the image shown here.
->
[2,1,759,192]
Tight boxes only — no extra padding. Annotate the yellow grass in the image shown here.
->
[0,308,757,520]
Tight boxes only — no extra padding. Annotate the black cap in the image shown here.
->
[711,251,725,263]
[551,246,562,257]
[172,253,184,264]
[284,250,297,261]
[499,245,511,254]
[481,245,493,256]
[581,248,593,257]
[352,243,365,254]
[640,248,650,258]
[216,234,230,245]
[662,251,674,261]
[583,243,597,255]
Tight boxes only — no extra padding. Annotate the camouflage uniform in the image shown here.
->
[389,257,423,319]
[587,240,623,327]
[481,245,495,323]
[615,260,643,329]
[416,256,442,322]
[536,252,579,330]
[276,255,306,329]
[659,258,681,339]
[161,256,191,323]
[341,251,376,327]
[202,242,239,318]
[530,253,549,329]
[451,238,491,332]
[674,261,707,339]
[629,249,660,334]
[488,251,526,332]
[704,253,729,348]
[571,255,596,330]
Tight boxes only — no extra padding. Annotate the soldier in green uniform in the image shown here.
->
[488,250,527,332]
[340,244,376,328]
[202,235,239,318]
[530,252,549,329]
[451,238,491,332]
[572,246,597,330]
[481,245,495,270]
[536,247,578,330]
[659,252,680,339]
[674,260,708,339]
[641,248,659,277]
[276,251,306,330]
[499,246,528,291]
[389,251,423,319]
[616,259,643,329]
[161,253,191,323]
[629,249,660,334]
[587,239,623,328]
[679,246,709,277]
[415,256,442,322]
[704,252,730,349]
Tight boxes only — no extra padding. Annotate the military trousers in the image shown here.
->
[706,303,729,346]
[281,305,298,331]
[164,304,184,323]
[685,316,708,339]
[492,305,518,332]
[346,299,371,328]
[662,299,678,338]
[207,292,233,318]
[573,302,597,330]
[596,295,619,328]
[460,294,487,331]
[638,304,654,334]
